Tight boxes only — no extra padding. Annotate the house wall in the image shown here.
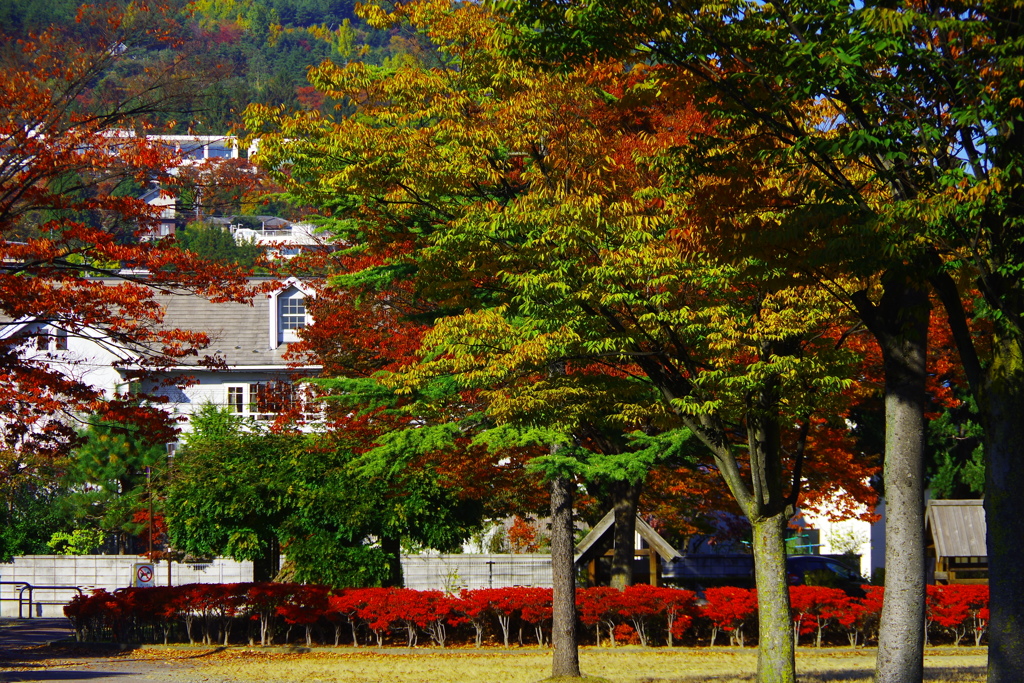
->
[25,326,127,401]
[153,369,305,428]
[798,506,876,578]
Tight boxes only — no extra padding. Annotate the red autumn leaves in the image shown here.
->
[65,582,989,648]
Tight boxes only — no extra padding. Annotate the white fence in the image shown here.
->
[402,554,553,592]
[0,556,253,618]
[0,553,553,618]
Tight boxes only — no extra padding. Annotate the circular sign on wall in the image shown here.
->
[133,562,155,588]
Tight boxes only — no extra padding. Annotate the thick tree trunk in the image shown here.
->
[381,535,405,588]
[869,283,928,683]
[609,480,642,591]
[253,537,279,583]
[550,475,581,678]
[752,512,795,683]
[983,337,1024,683]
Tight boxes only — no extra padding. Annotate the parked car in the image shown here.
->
[786,555,868,596]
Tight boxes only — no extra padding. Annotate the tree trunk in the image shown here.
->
[550,475,581,678]
[752,512,795,683]
[381,535,405,588]
[983,336,1024,683]
[609,480,642,591]
[253,537,279,583]
[866,282,928,683]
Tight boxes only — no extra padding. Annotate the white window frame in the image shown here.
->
[35,325,68,352]
[225,384,248,414]
[268,277,314,349]
[223,381,317,421]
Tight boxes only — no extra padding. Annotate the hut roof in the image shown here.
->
[926,499,987,558]
[574,509,681,566]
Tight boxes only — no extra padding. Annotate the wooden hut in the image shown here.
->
[574,510,681,587]
[926,499,987,584]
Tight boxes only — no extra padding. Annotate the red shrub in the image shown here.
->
[328,589,370,646]
[701,586,757,646]
[643,586,698,646]
[613,622,641,645]
[789,586,849,647]
[928,584,989,646]
[278,584,329,646]
[455,589,492,647]
[355,587,399,647]
[246,582,296,646]
[517,587,552,646]
[576,587,623,646]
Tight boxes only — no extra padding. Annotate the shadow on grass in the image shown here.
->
[635,666,986,683]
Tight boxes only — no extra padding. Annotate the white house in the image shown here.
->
[142,276,322,430]
[1,276,322,442]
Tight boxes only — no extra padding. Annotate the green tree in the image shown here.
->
[244,3,875,679]
[62,420,167,555]
[163,404,485,585]
[0,451,76,561]
[500,2,1024,680]
[176,221,262,268]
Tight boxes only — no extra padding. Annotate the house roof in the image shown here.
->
[926,499,987,558]
[574,509,681,565]
[154,280,315,369]
[1,278,320,373]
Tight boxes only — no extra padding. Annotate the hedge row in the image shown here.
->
[64,583,989,648]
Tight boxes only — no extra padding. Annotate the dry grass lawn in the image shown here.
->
[182,646,986,683]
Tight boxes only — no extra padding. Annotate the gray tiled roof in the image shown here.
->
[155,288,293,367]
[1,278,317,369]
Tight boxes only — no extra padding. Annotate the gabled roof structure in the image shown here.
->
[574,509,681,566]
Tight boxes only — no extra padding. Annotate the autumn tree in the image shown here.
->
[500,2,1023,681]
[0,2,253,465]
[245,3,878,681]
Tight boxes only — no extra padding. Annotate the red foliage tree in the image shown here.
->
[327,589,369,647]
[456,589,493,647]
[789,586,850,647]
[245,582,295,646]
[616,584,665,647]
[517,587,553,646]
[277,584,329,647]
[927,584,990,647]
[356,587,399,647]
[575,587,623,646]
[0,3,253,464]
[701,587,758,647]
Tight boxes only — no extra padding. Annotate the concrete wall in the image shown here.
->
[1,554,556,618]
[401,553,553,592]
[0,556,253,618]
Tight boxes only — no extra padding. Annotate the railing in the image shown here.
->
[0,581,83,618]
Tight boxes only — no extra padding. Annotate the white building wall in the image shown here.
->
[798,505,875,578]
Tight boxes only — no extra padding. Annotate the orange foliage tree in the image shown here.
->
[0,5,252,467]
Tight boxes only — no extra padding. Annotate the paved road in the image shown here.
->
[0,620,74,650]
[0,619,204,683]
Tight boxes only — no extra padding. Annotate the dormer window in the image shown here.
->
[278,287,307,343]
[280,289,306,333]
[268,278,314,349]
